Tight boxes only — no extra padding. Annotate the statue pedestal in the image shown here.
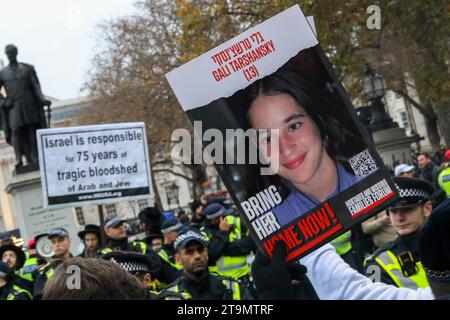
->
[5,170,81,253]
[14,162,40,175]
[372,127,416,171]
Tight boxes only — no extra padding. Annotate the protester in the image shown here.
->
[19,239,40,282]
[0,243,25,273]
[419,198,450,299]
[364,177,433,289]
[158,229,253,300]
[443,150,450,168]
[42,257,147,300]
[243,67,366,226]
[394,164,415,177]
[101,251,162,297]
[144,233,164,252]
[417,152,446,206]
[252,179,437,299]
[252,242,317,299]
[77,224,102,258]
[437,150,450,197]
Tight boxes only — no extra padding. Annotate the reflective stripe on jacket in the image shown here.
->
[330,231,352,256]
[201,216,250,278]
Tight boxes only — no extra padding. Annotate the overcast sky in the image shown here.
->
[0,0,137,100]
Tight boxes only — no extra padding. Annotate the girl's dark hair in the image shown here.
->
[234,66,365,197]
[245,66,363,162]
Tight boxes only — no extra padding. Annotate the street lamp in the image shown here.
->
[361,66,397,132]
[410,129,423,153]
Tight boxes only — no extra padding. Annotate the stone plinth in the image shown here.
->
[6,170,81,254]
[372,127,416,171]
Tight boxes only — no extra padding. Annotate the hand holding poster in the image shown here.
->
[37,122,152,208]
[166,5,399,262]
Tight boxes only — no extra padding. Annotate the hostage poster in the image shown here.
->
[166,5,399,262]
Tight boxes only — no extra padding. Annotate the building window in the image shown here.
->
[105,204,116,216]
[75,207,85,225]
[165,183,179,207]
[138,199,148,211]
[400,111,409,128]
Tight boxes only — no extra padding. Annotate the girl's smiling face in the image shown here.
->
[248,93,326,185]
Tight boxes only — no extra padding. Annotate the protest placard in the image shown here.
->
[37,122,152,208]
[166,5,399,261]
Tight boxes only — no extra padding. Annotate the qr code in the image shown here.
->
[349,149,378,179]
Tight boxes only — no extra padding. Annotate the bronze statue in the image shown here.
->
[0,44,51,172]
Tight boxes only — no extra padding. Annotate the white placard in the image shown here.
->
[166,5,318,111]
[37,122,152,208]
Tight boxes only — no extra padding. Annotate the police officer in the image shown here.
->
[158,229,253,300]
[419,198,450,299]
[364,177,433,289]
[98,215,147,256]
[200,203,256,281]
[101,251,162,298]
[19,239,40,282]
[0,261,32,300]
[78,224,102,258]
[157,220,184,270]
[33,228,73,299]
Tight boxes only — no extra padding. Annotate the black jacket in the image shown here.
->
[158,272,254,300]
[0,279,31,300]
[201,224,256,265]
[33,256,72,299]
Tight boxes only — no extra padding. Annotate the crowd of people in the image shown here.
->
[1,151,450,300]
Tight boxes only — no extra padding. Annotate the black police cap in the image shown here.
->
[101,251,161,275]
[160,220,183,234]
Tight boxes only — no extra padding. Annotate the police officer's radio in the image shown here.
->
[397,251,419,277]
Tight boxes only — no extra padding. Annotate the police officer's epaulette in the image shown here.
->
[366,240,397,262]
[97,247,113,257]
[37,262,51,272]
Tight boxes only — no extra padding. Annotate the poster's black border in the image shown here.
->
[182,43,399,261]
